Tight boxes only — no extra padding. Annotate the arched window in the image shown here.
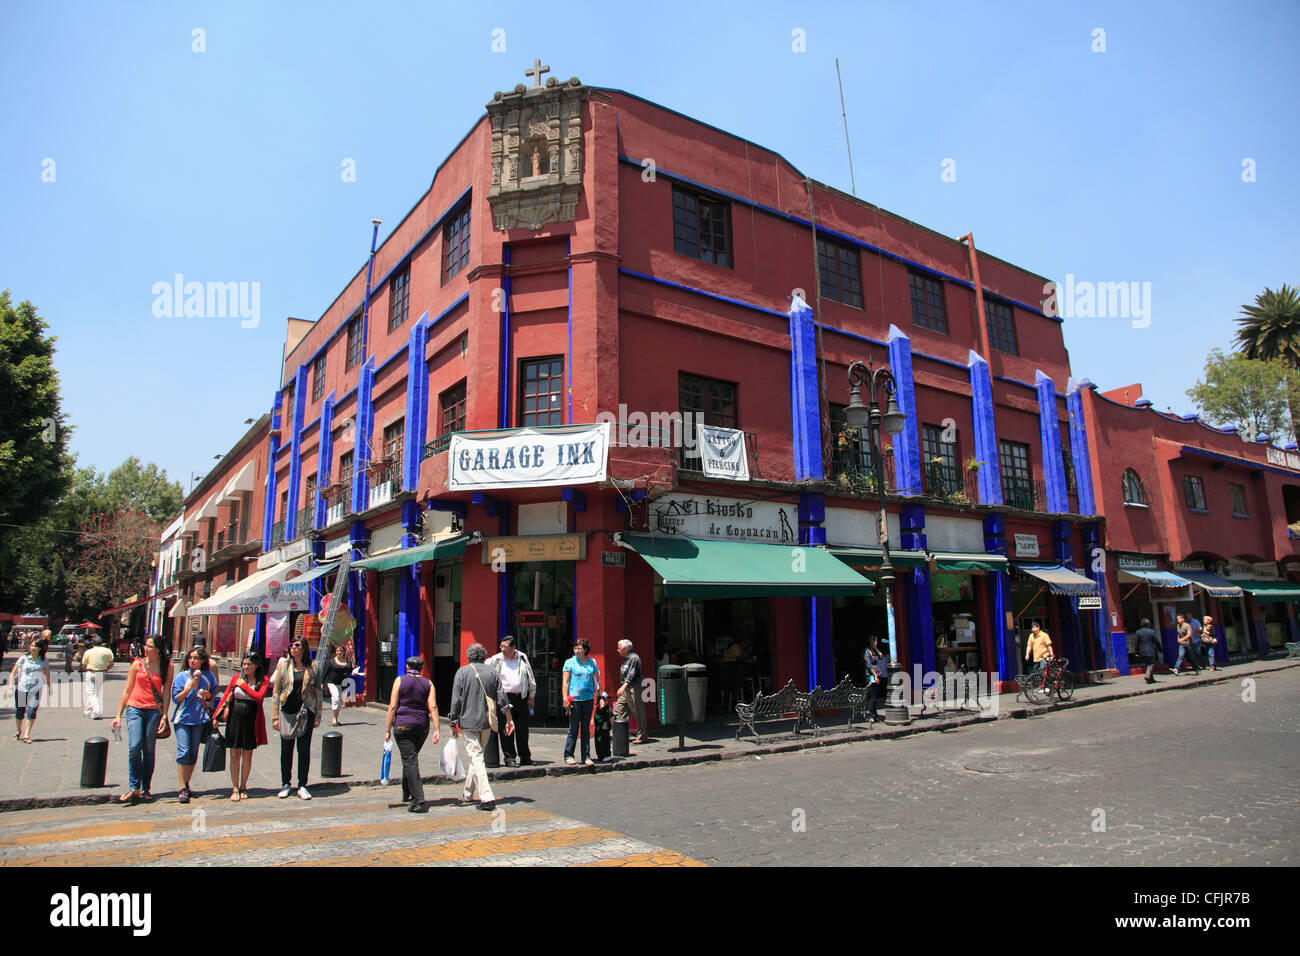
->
[1121,469,1148,505]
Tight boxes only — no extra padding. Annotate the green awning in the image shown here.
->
[829,547,929,568]
[931,552,1008,572]
[1235,579,1300,603]
[625,535,875,598]
[352,535,470,573]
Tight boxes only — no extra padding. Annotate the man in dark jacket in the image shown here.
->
[448,642,514,811]
[1135,618,1161,684]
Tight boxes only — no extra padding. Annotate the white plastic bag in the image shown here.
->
[380,737,393,785]
[439,736,466,781]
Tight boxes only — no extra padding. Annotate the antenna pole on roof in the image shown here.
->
[835,58,856,197]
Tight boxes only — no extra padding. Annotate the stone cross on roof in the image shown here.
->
[525,58,550,88]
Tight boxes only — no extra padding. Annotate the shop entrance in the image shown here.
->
[831,591,887,684]
[510,561,573,724]
[1218,595,1250,656]
[1011,586,1049,669]
[656,594,771,715]
[931,572,980,674]
[377,573,400,701]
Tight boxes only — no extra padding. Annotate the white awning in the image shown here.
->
[1013,563,1099,596]
[221,462,256,502]
[187,555,312,616]
[198,493,221,520]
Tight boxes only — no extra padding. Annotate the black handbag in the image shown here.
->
[202,728,226,773]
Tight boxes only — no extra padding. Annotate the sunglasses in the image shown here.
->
[290,642,304,648]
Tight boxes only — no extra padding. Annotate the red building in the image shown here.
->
[1080,383,1300,669]
[172,67,1153,721]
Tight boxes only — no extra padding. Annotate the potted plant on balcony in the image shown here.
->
[367,456,394,481]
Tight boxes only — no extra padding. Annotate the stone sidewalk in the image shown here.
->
[1,651,1295,811]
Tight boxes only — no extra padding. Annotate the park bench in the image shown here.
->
[1285,642,1300,659]
[734,679,802,740]
[796,678,872,734]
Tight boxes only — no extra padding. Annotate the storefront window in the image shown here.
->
[931,572,979,672]
[510,561,574,723]
[657,593,770,714]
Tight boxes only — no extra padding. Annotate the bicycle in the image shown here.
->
[1021,657,1074,704]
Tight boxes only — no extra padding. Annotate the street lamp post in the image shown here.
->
[845,360,911,725]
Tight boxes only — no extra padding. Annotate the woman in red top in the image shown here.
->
[212,654,271,801]
[110,635,173,804]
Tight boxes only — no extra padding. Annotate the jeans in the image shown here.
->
[1175,644,1201,672]
[461,729,494,803]
[1205,644,1217,668]
[279,719,314,788]
[500,693,530,763]
[125,706,161,793]
[393,724,428,803]
[15,689,41,724]
[175,723,205,765]
[866,679,882,720]
[565,698,594,762]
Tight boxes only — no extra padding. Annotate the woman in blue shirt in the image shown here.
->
[562,639,602,766]
[171,646,219,803]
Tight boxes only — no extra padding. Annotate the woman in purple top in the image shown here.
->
[385,656,440,813]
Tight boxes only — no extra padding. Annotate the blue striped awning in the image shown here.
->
[1180,571,1243,598]
[1013,563,1099,596]
[1118,569,1193,589]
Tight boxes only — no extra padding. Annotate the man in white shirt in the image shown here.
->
[487,636,536,767]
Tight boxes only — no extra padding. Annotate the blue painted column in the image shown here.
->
[348,521,370,698]
[1035,371,1068,514]
[350,357,376,515]
[315,393,336,530]
[789,297,829,688]
[983,514,1015,682]
[285,364,309,540]
[1066,379,1097,515]
[1081,522,1118,672]
[788,296,824,481]
[397,500,422,676]
[1053,520,1085,673]
[887,325,921,496]
[798,492,832,689]
[968,351,1002,504]
[403,315,430,493]
[262,390,283,549]
[900,503,934,677]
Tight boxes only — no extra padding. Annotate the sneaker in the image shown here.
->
[278,787,292,799]
[584,758,595,767]
[178,788,190,804]
[478,800,496,812]
[298,787,312,800]
[564,757,577,765]
[408,801,427,813]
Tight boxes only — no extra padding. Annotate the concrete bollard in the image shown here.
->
[320,732,343,777]
[81,737,109,788]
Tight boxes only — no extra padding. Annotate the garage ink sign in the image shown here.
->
[448,422,610,491]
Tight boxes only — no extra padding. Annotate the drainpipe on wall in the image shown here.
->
[958,233,993,365]
[360,219,382,362]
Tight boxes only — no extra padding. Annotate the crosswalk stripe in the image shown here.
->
[576,849,705,867]
[2,807,558,866]
[0,797,407,848]
[280,825,623,866]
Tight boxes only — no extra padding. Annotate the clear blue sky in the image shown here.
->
[3,0,1297,497]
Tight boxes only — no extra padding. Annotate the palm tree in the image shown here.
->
[1236,284,1300,443]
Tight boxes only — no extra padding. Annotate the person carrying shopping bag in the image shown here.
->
[171,646,219,803]
[110,635,173,804]
[385,656,440,812]
[447,643,514,812]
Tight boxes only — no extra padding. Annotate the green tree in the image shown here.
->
[0,291,72,610]
[1235,284,1300,441]
[1186,348,1300,442]
[103,457,183,520]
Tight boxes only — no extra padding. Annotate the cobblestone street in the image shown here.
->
[0,666,1294,866]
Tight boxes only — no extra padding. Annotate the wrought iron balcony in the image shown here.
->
[1002,477,1049,513]
[293,504,315,539]
[830,449,895,496]
[423,432,455,459]
[270,520,285,549]
[921,460,981,506]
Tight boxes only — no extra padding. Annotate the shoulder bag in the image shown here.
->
[471,665,499,733]
[278,661,311,739]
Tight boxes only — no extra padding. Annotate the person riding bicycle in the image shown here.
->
[1025,622,1055,687]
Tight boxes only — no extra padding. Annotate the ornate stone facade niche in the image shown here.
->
[487,74,586,232]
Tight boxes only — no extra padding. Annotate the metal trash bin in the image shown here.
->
[81,737,109,788]
[684,663,708,722]
[320,732,343,777]
[657,665,684,724]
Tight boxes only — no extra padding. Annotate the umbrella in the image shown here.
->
[80,621,102,629]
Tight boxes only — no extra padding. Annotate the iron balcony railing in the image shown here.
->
[293,504,314,538]
[1002,476,1049,513]
[270,520,285,549]
[830,448,894,496]
[921,460,981,505]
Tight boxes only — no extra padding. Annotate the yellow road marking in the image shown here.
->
[576,849,705,867]
[3,807,556,866]
[0,797,405,848]
[281,826,622,866]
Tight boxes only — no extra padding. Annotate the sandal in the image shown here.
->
[239,789,249,801]
[230,789,240,802]
[11,733,19,741]
[21,737,31,744]
[140,792,153,803]
[118,791,138,804]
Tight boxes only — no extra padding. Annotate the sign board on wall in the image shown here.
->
[482,534,586,563]
[1172,559,1205,572]
[448,423,610,491]
[696,425,750,481]
[1014,534,1040,558]
[1078,595,1102,609]
[652,495,799,544]
[1117,554,1159,570]
[1265,447,1300,470]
